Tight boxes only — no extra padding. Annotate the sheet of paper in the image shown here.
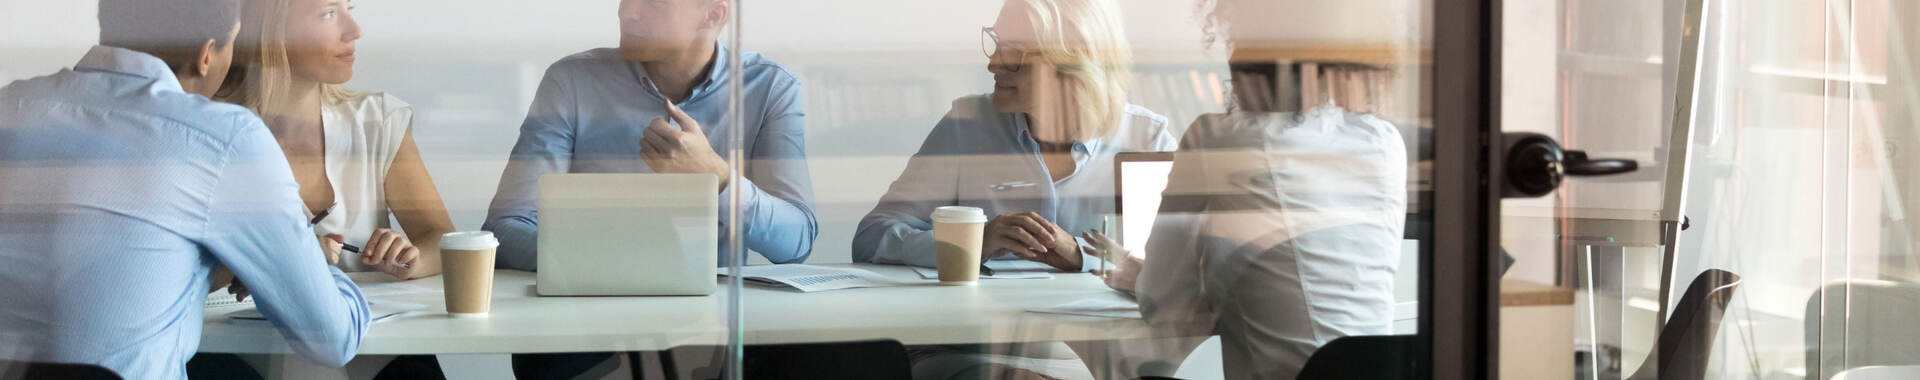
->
[347,272,440,298]
[910,266,1053,280]
[227,301,427,324]
[720,264,906,292]
[205,291,252,309]
[984,260,1059,272]
[1026,298,1142,319]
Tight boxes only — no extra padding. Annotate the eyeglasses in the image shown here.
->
[981,27,1027,72]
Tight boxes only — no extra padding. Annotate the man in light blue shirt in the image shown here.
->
[0,1,370,378]
[486,0,813,376]
[483,0,815,271]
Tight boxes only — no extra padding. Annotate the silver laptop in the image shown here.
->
[537,174,717,296]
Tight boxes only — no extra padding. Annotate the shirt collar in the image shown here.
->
[74,46,185,94]
[1011,112,1099,156]
[633,43,731,101]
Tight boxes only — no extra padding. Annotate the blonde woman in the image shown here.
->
[852,0,1171,378]
[854,0,1172,275]
[218,0,453,282]
[203,0,452,377]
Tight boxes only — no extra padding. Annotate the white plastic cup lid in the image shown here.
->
[931,206,988,224]
[440,231,499,251]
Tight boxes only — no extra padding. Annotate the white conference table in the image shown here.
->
[199,264,1182,355]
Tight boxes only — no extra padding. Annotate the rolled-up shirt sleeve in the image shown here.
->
[728,72,817,264]
[483,66,577,271]
[852,115,964,268]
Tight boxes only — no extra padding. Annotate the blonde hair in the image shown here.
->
[217,0,360,116]
[1015,0,1133,141]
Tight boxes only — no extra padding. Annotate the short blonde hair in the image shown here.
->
[217,0,360,116]
[1015,0,1133,141]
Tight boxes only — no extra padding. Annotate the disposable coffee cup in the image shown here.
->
[932,206,988,285]
[440,231,499,317]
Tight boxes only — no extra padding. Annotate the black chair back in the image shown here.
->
[662,339,912,380]
[1295,335,1416,380]
[0,360,121,380]
[1626,269,1740,380]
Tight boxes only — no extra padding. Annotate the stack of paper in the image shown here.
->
[720,264,905,292]
[1026,298,1142,319]
[909,260,1057,280]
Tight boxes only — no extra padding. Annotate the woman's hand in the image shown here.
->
[320,234,345,265]
[1085,232,1142,292]
[984,212,1053,261]
[982,212,1081,271]
[363,228,421,279]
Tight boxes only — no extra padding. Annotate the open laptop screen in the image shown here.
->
[1113,152,1175,254]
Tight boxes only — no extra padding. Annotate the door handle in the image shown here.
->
[1563,150,1639,176]
[1502,132,1640,198]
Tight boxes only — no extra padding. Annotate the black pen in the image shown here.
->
[341,243,412,269]
[310,207,410,269]
[980,264,995,277]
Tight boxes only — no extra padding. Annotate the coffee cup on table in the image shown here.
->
[932,206,988,285]
[440,231,499,317]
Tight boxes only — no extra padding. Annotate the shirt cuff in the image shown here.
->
[716,177,759,228]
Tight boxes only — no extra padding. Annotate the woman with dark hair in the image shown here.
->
[1091,0,1414,378]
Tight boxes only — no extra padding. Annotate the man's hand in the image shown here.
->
[640,100,731,192]
[209,265,235,294]
[230,280,251,302]
[363,228,421,280]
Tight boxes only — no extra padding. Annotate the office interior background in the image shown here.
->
[5,0,1920,378]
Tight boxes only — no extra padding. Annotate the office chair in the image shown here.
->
[1133,335,1416,380]
[652,339,913,380]
[1804,280,1920,380]
[1295,335,1416,380]
[0,360,121,380]
[1829,365,1920,380]
[1625,269,1739,380]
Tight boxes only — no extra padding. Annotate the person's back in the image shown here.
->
[0,49,259,377]
[1138,106,1408,380]
[0,2,370,377]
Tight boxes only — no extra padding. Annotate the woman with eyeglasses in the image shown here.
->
[855,0,1170,278]
[852,0,1174,377]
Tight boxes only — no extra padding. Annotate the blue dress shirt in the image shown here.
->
[854,95,1177,271]
[0,46,370,380]
[483,46,816,270]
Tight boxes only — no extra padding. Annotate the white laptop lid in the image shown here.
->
[537,173,718,296]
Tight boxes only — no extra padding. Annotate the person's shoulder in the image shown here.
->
[543,48,628,76]
[1304,106,1404,140]
[150,89,267,142]
[1114,104,1172,138]
[1177,112,1254,149]
[335,91,413,117]
[326,92,415,142]
[943,94,996,119]
[738,50,801,86]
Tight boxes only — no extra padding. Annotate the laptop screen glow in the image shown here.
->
[1118,160,1174,254]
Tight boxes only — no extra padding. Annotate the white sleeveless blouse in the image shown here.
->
[302,93,413,273]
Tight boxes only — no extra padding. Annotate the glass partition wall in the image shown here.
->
[0,0,1480,379]
[1498,0,1920,379]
